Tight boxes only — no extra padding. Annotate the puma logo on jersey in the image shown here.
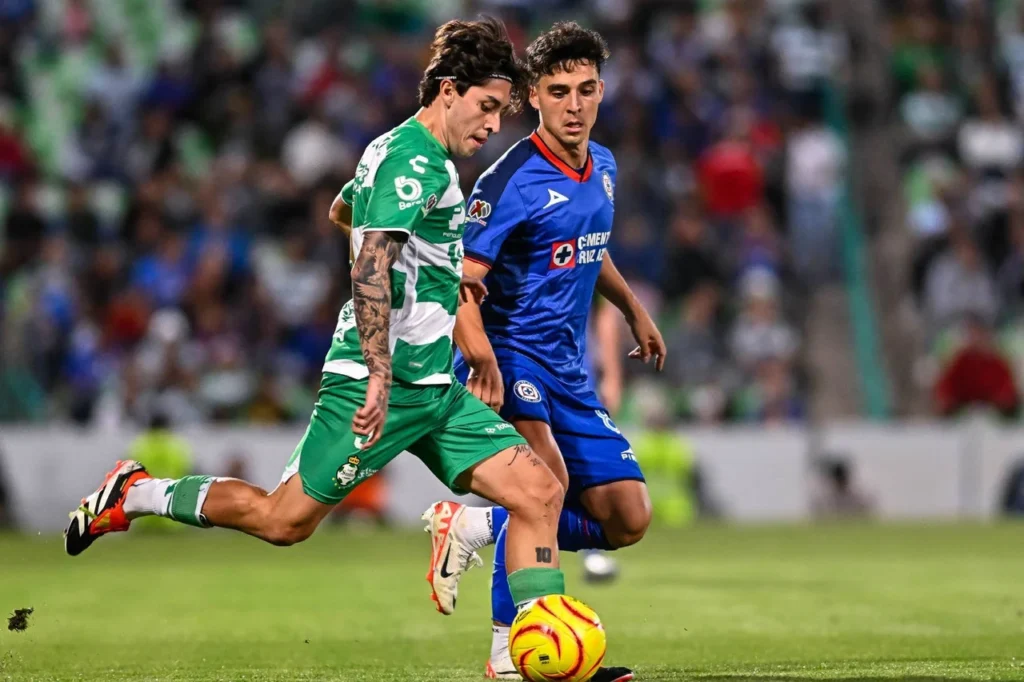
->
[543,189,569,210]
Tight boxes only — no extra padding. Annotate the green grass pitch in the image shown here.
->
[1,523,1023,681]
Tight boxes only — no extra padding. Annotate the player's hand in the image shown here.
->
[468,359,504,412]
[459,275,488,306]
[627,309,667,371]
[352,374,390,449]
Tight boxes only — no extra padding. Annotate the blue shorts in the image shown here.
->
[454,349,644,501]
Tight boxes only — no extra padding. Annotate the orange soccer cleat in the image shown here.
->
[64,460,151,556]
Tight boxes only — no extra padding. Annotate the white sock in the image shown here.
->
[457,505,496,551]
[123,478,175,519]
[490,623,511,659]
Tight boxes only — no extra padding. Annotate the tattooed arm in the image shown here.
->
[349,230,406,448]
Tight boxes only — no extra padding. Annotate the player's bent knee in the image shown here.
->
[535,472,565,515]
[599,484,653,548]
[263,519,317,547]
[506,467,564,523]
[607,508,651,548]
[261,498,321,546]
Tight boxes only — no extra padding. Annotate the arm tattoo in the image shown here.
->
[508,443,530,467]
[351,231,405,387]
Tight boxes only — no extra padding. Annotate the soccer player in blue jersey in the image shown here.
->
[421,22,665,681]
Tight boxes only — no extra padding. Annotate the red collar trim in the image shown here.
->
[530,132,592,183]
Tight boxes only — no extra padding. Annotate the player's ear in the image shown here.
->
[440,78,456,108]
[596,79,605,104]
[528,84,540,111]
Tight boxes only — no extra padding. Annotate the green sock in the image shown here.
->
[507,567,565,607]
[167,475,214,528]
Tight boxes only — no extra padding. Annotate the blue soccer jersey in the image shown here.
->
[462,132,616,386]
[456,132,643,496]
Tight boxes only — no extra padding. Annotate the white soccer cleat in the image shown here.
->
[485,624,520,679]
[485,647,521,680]
[422,501,483,615]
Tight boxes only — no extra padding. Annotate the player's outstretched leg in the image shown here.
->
[65,460,334,556]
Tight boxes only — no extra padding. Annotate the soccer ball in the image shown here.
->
[508,594,607,682]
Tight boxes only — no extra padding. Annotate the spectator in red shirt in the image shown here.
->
[696,108,763,220]
[934,315,1020,418]
[300,30,350,110]
[0,102,32,182]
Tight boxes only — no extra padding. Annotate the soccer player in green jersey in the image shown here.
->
[66,17,568,616]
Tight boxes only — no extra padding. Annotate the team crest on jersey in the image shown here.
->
[513,380,542,403]
[602,172,614,202]
[549,240,576,270]
[596,410,621,434]
[468,199,492,225]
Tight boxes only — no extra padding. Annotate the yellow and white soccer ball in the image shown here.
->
[509,594,607,682]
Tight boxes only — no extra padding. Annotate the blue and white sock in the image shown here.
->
[556,506,613,552]
[491,517,517,625]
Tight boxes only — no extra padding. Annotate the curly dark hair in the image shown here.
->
[525,22,610,82]
[417,17,527,113]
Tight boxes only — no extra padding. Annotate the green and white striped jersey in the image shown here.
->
[324,117,467,385]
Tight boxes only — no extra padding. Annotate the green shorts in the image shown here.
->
[281,373,527,505]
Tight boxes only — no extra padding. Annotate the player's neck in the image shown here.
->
[536,125,588,170]
[415,106,451,153]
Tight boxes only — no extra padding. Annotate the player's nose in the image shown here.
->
[485,110,501,135]
[567,91,582,113]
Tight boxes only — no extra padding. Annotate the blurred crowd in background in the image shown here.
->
[892,0,1024,418]
[0,0,848,428]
